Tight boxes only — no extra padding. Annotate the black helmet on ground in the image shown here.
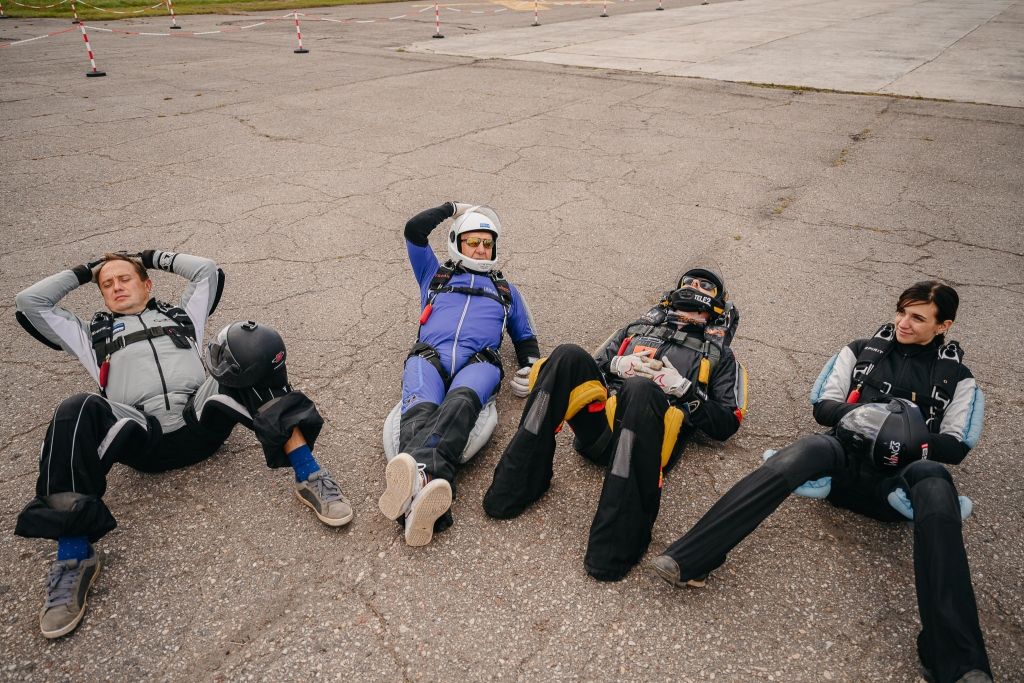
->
[835,398,931,470]
[206,320,288,388]
[667,255,729,320]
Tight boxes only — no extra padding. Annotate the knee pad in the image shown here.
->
[565,380,607,422]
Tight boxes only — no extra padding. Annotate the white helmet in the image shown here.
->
[447,206,502,273]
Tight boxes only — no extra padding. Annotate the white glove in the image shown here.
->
[609,350,654,379]
[641,357,691,398]
[451,202,475,219]
[510,366,532,398]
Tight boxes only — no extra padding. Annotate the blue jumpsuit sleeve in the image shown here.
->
[506,283,540,366]
[406,241,440,307]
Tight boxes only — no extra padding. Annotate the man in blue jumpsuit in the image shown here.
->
[378,201,540,546]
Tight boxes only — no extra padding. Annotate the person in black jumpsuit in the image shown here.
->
[651,281,991,683]
[484,262,747,582]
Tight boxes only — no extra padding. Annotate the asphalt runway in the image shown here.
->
[1,1,1022,681]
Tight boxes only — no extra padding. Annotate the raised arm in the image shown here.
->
[404,203,454,297]
[141,250,220,347]
[15,268,99,383]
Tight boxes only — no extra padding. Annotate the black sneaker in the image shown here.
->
[39,551,100,638]
[650,555,708,588]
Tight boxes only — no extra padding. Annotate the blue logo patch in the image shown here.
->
[479,222,491,229]
[112,322,125,334]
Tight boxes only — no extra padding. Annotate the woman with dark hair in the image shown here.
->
[648,281,991,683]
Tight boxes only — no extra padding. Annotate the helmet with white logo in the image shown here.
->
[447,206,502,273]
[835,398,931,469]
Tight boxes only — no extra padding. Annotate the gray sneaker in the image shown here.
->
[650,555,708,588]
[39,552,100,639]
[296,469,354,527]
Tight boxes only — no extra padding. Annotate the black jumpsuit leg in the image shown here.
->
[584,377,672,582]
[400,402,438,454]
[15,393,151,543]
[403,386,483,487]
[483,344,608,519]
[661,434,845,581]
[900,461,991,683]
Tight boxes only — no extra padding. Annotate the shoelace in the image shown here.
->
[312,470,344,504]
[44,561,82,609]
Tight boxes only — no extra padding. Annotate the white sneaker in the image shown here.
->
[404,479,452,547]
[379,453,423,520]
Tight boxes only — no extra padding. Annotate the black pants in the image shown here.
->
[14,376,321,545]
[661,434,991,683]
[483,344,686,582]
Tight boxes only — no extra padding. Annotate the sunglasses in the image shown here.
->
[681,276,718,295]
[461,237,494,248]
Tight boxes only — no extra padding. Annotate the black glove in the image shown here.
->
[71,257,108,286]
[684,384,708,414]
[147,250,178,272]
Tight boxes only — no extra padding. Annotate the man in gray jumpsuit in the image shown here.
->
[14,251,351,638]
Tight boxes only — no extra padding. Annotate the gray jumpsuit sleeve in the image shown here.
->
[15,270,100,384]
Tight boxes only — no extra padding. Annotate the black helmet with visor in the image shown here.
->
[667,255,729,321]
[205,320,288,389]
[835,398,931,470]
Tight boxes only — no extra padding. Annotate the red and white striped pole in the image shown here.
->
[80,21,105,77]
[167,0,179,29]
[531,0,539,26]
[70,0,80,23]
[0,0,10,20]
[293,10,308,53]
[657,0,664,10]
[432,2,443,38]
[600,0,608,17]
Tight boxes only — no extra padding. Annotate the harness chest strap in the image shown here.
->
[623,323,722,380]
[90,301,195,390]
[847,323,964,431]
[419,260,513,325]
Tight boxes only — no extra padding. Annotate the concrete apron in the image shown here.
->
[408,0,1024,107]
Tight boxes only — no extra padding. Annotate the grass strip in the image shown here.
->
[2,0,409,21]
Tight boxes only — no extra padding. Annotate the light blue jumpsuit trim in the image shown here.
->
[810,353,839,404]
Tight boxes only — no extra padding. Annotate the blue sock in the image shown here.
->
[57,536,90,562]
[287,444,320,483]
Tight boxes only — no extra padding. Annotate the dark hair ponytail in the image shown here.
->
[896,281,959,346]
